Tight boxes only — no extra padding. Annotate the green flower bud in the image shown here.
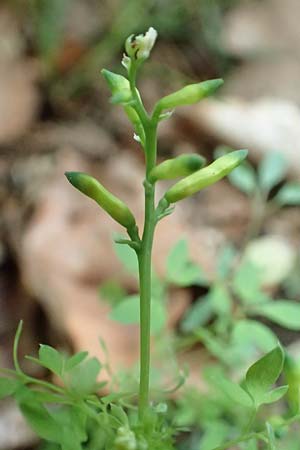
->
[101,69,132,105]
[149,153,206,182]
[155,79,224,112]
[164,149,248,203]
[65,172,136,229]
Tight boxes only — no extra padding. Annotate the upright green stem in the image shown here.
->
[128,62,159,420]
[138,183,155,420]
[138,124,157,420]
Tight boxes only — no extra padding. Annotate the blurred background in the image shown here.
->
[0,0,300,447]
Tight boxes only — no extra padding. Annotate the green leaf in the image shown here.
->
[109,295,139,325]
[245,346,285,406]
[109,295,166,335]
[258,152,287,193]
[38,345,64,376]
[252,301,300,330]
[166,239,205,286]
[99,279,126,306]
[274,182,300,205]
[209,371,253,407]
[180,296,213,332]
[233,261,267,305]
[228,163,256,195]
[113,237,138,275]
[261,385,288,404]
[244,440,258,450]
[231,320,278,359]
[110,404,129,426]
[16,387,62,442]
[209,284,232,315]
[0,377,20,399]
[67,357,101,395]
[194,328,228,364]
[200,420,230,450]
[266,422,277,450]
[65,351,88,372]
[216,244,237,279]
[51,406,87,450]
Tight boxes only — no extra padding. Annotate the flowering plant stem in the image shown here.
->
[128,64,158,420]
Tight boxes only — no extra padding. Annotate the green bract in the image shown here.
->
[155,79,224,113]
[65,172,136,229]
[164,149,248,203]
[149,154,206,182]
[101,69,132,104]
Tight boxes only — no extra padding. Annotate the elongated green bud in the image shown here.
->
[101,69,132,105]
[65,172,136,229]
[149,154,206,182]
[164,150,248,203]
[155,79,224,112]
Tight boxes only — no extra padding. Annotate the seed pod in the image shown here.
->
[164,149,248,203]
[155,79,223,112]
[149,154,206,182]
[65,172,136,229]
[101,69,132,104]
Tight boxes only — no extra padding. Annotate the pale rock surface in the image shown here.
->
[180,98,300,175]
[0,401,37,450]
[222,0,300,102]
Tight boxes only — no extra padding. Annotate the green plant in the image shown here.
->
[1,28,299,450]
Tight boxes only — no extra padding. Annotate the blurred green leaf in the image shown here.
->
[244,439,258,450]
[245,346,284,406]
[232,261,267,305]
[99,280,127,306]
[110,404,129,426]
[252,301,300,330]
[109,295,166,335]
[67,357,101,396]
[38,345,64,376]
[210,284,232,315]
[166,239,206,286]
[228,163,256,195]
[216,244,237,279]
[50,406,87,450]
[195,328,228,364]
[266,422,277,450]
[180,296,213,333]
[274,182,300,206]
[231,320,278,360]
[16,387,62,442]
[0,377,20,399]
[113,237,138,275]
[65,351,88,372]
[209,371,253,407]
[200,420,230,450]
[261,385,288,404]
[258,152,287,193]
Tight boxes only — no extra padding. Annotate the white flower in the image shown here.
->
[126,27,158,60]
